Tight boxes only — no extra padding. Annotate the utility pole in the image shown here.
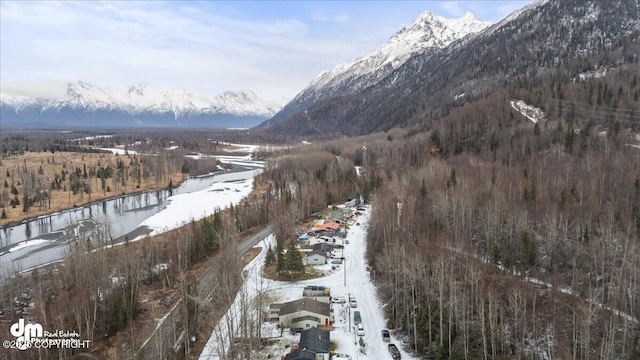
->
[343,212,347,287]
[343,254,346,286]
[362,139,367,171]
[348,292,351,333]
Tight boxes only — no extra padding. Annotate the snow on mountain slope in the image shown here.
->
[264,11,490,126]
[1,81,288,118]
[309,12,489,91]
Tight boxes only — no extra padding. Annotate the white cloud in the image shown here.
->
[0,1,361,99]
[1,81,68,99]
[0,1,533,99]
[312,10,349,23]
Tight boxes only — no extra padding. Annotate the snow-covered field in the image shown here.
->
[220,142,289,154]
[94,147,139,155]
[199,206,416,360]
[139,177,255,237]
[511,99,545,124]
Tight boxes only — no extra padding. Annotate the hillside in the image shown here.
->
[260,11,490,128]
[265,0,640,136]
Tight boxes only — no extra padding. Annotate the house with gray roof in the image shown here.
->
[285,327,331,360]
[306,249,328,265]
[270,298,333,332]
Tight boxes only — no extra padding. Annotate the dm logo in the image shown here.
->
[10,318,43,350]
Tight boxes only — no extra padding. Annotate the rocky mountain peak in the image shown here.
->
[262,10,491,127]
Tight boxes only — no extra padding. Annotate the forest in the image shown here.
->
[1,44,639,360]
[362,66,640,358]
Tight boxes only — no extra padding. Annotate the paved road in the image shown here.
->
[199,225,274,301]
[136,224,274,359]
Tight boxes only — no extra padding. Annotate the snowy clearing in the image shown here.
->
[94,147,139,155]
[511,99,545,124]
[220,142,288,154]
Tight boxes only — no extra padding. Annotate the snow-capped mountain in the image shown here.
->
[1,82,288,129]
[264,0,640,137]
[262,11,490,127]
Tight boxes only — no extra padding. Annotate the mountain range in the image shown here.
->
[3,0,638,134]
[262,11,491,127]
[0,82,287,129]
[262,0,640,136]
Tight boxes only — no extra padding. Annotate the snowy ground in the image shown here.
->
[94,147,139,155]
[511,99,545,124]
[220,142,289,154]
[199,205,416,360]
[139,177,254,236]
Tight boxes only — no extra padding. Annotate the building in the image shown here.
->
[303,285,331,304]
[270,298,332,332]
[312,243,331,252]
[309,220,342,237]
[345,198,357,208]
[305,250,327,265]
[285,327,331,360]
[298,233,309,241]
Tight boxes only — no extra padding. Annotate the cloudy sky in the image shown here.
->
[1,1,533,100]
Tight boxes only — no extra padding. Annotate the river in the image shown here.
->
[0,155,264,273]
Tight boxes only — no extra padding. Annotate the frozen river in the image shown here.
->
[0,156,263,273]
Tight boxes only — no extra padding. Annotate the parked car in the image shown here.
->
[349,297,357,308]
[331,354,351,360]
[356,323,365,336]
[354,310,362,325]
[331,296,346,304]
[331,259,343,264]
[381,329,390,342]
[345,239,349,244]
[388,344,401,359]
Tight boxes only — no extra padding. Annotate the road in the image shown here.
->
[292,208,414,359]
[199,225,274,301]
[136,224,274,359]
[199,206,415,359]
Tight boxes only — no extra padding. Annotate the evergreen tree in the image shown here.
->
[491,243,502,265]
[265,245,275,267]
[447,169,457,188]
[420,179,427,197]
[285,242,304,273]
[564,123,575,153]
[518,231,536,273]
[524,180,537,202]
[181,161,190,174]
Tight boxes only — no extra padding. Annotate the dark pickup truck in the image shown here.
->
[388,343,401,359]
[381,329,390,342]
